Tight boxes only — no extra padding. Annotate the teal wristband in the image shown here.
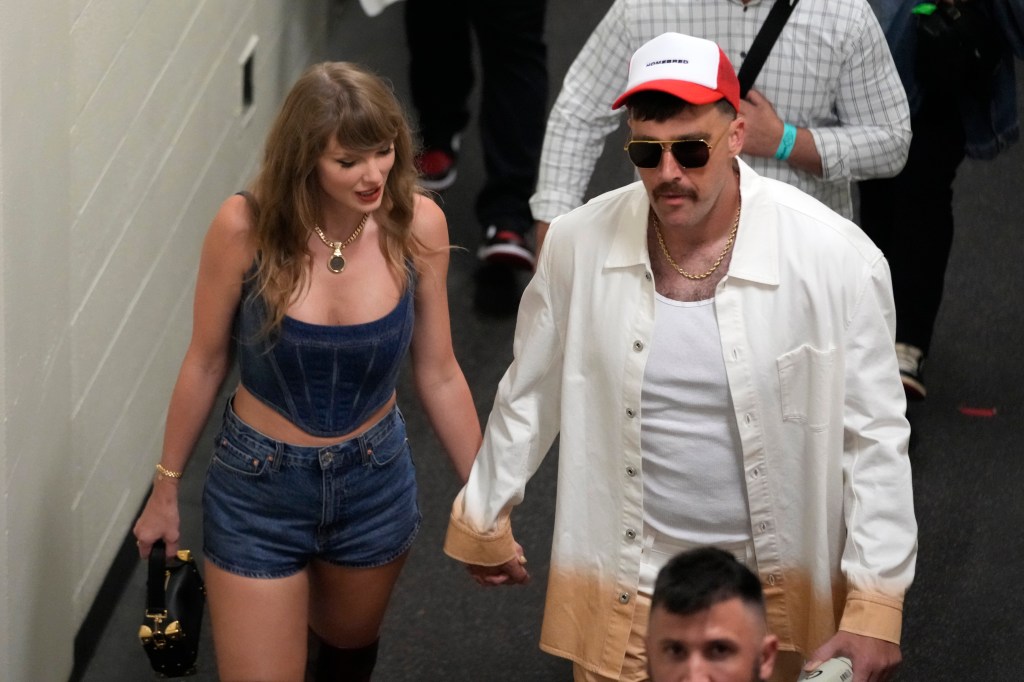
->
[774,123,797,161]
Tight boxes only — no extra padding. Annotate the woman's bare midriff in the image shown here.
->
[232,384,397,447]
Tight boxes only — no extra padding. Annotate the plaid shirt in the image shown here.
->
[530,0,911,221]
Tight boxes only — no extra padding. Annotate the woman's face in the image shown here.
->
[315,135,396,214]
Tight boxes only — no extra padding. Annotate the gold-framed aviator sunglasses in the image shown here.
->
[623,138,716,169]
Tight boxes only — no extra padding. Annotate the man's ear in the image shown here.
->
[728,116,745,158]
[758,633,779,681]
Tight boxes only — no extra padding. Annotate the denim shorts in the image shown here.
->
[202,400,421,579]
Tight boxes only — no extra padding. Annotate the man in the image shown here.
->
[405,0,547,272]
[647,547,777,682]
[530,0,912,251]
[859,0,1024,399]
[445,33,917,682]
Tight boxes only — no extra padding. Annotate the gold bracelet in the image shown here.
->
[155,463,184,479]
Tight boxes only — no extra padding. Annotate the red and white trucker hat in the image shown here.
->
[612,32,740,111]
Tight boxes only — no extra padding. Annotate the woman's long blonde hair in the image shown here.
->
[248,61,421,332]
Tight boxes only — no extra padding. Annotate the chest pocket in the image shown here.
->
[777,344,836,432]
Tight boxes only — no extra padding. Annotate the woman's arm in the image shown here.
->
[408,194,482,484]
[133,194,255,557]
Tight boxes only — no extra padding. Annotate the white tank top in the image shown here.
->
[640,293,751,546]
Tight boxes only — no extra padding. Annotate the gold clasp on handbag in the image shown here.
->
[139,608,184,649]
[139,609,168,648]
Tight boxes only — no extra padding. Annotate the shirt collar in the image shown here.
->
[604,183,653,270]
[728,158,780,286]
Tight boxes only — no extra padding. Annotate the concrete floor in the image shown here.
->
[76,1,1024,680]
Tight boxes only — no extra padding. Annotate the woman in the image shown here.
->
[133,62,481,681]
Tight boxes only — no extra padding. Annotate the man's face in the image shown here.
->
[646,597,777,682]
[628,102,744,234]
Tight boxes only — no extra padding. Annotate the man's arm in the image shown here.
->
[529,0,631,225]
[830,256,917,681]
[740,89,824,176]
[810,3,912,182]
[444,233,567,573]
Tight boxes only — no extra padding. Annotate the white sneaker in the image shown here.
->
[895,342,926,400]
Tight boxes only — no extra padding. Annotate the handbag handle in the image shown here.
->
[146,540,168,614]
[737,0,800,98]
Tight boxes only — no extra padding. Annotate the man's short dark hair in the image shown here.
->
[651,547,764,618]
[625,90,737,123]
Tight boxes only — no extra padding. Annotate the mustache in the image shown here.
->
[653,182,698,200]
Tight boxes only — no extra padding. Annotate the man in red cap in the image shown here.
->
[445,32,916,682]
[529,0,911,256]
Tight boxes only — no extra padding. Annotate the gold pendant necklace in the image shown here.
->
[312,213,369,273]
[653,198,741,280]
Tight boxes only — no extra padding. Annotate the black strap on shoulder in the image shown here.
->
[737,0,800,98]
[146,540,167,612]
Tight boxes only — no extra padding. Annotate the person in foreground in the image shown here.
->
[133,62,481,682]
[444,33,917,682]
[647,547,777,682]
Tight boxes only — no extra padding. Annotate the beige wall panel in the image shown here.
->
[70,1,201,208]
[70,0,149,117]
[0,0,330,678]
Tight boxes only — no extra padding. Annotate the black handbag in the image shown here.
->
[139,541,206,677]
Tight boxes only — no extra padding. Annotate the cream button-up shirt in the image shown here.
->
[446,160,917,678]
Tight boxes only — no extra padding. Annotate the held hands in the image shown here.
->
[465,541,530,587]
[738,89,786,159]
[805,631,901,682]
[132,476,182,559]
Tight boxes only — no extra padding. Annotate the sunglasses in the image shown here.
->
[623,136,720,169]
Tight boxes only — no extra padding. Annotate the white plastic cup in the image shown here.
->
[795,656,853,681]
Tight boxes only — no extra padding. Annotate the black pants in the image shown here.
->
[859,95,966,356]
[404,0,548,235]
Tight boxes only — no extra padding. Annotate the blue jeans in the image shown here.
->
[202,400,421,578]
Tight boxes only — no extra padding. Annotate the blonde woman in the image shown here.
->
[133,62,481,681]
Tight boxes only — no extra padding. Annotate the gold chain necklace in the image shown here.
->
[312,213,369,273]
[653,199,741,280]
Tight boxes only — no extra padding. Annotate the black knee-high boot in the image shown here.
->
[312,638,379,682]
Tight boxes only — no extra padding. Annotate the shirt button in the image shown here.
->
[625,528,637,541]
[744,413,753,425]
[645,272,652,281]
[633,340,644,352]
[618,592,631,604]
[751,468,760,479]
[626,466,637,477]
[759,522,768,532]
[767,574,777,586]
[626,408,636,418]
[731,348,740,360]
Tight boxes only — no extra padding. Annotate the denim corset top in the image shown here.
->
[235,265,415,437]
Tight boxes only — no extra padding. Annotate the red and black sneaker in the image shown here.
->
[415,134,461,191]
[415,148,457,190]
[477,225,535,271]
